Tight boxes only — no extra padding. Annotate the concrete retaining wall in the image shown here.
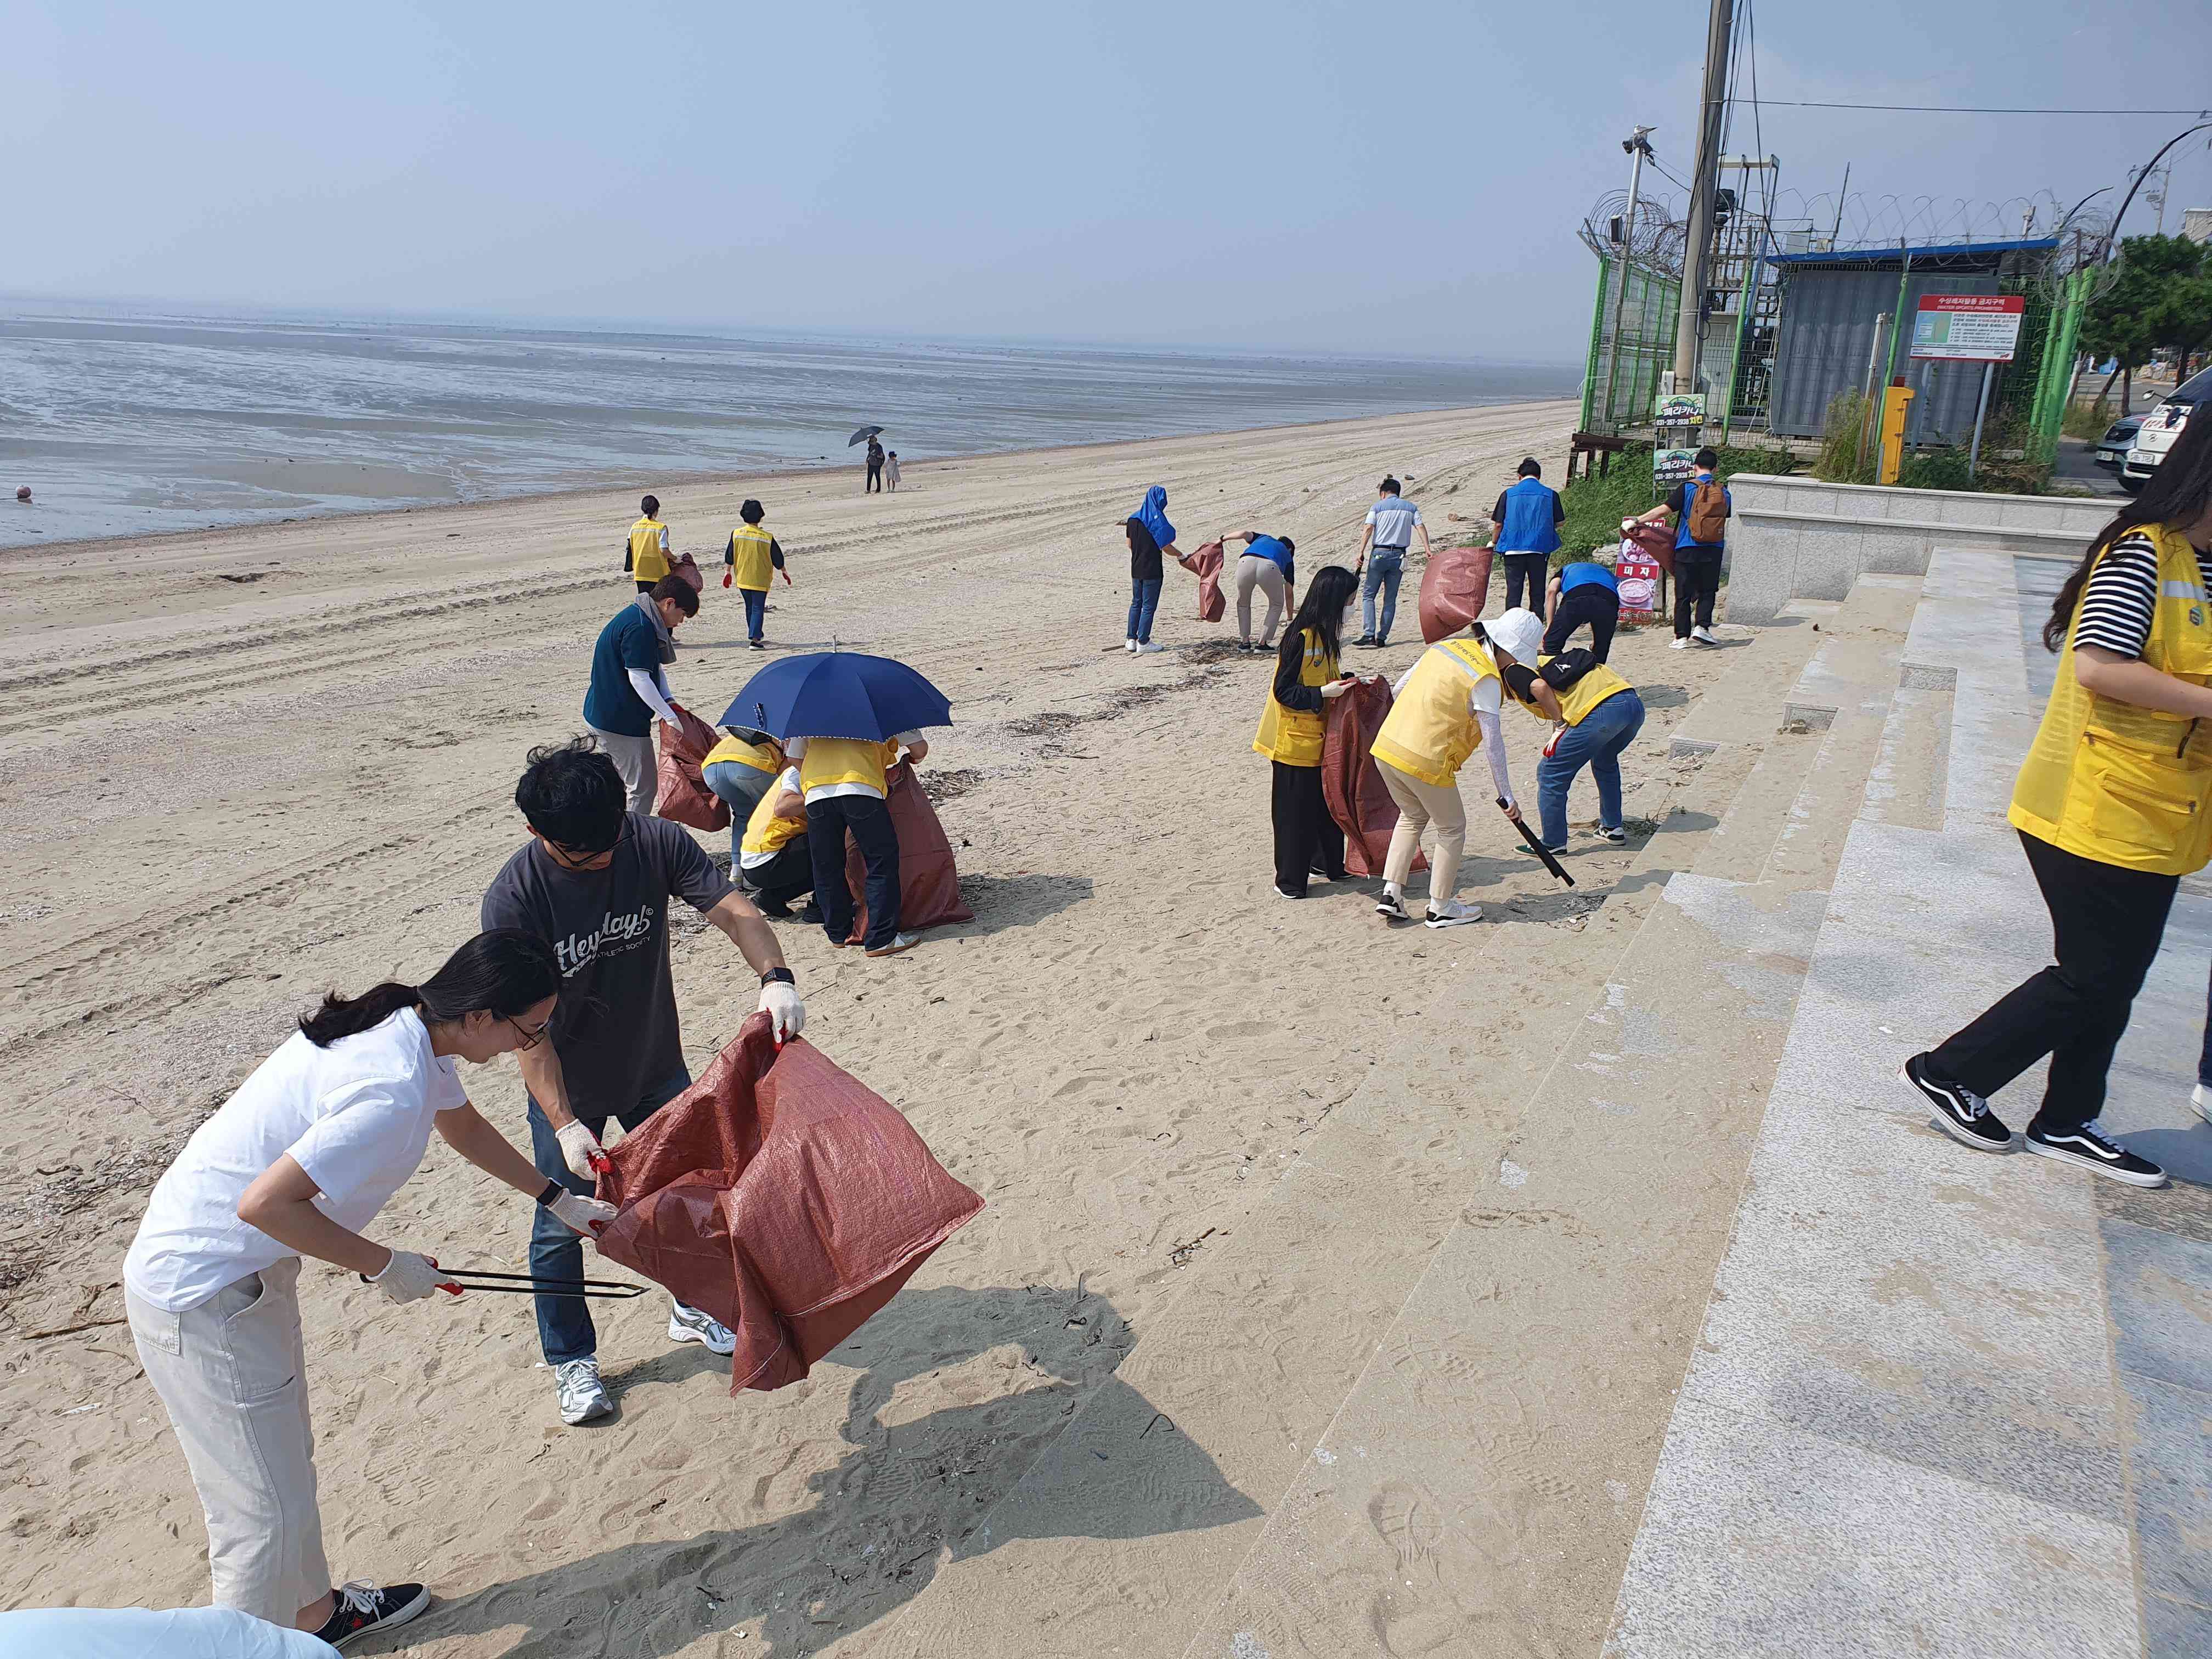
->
[1724,473,2114,625]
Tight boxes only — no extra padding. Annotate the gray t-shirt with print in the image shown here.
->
[479,814,732,1116]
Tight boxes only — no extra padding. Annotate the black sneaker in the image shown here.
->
[316,1582,430,1650]
[756,896,793,918]
[1899,1053,2011,1150]
[797,902,823,924]
[2024,1119,2167,1187]
[1351,634,1375,647]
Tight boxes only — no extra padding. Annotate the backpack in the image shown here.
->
[1685,477,1729,545]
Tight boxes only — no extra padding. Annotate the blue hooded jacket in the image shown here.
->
[1135,486,1176,552]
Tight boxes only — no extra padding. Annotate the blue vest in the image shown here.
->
[1496,477,1561,555]
[1558,561,1617,595]
[1674,475,1731,552]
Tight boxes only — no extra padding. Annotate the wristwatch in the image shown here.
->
[760,966,795,988]
[535,1178,566,1208]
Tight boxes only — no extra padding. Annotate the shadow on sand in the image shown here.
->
[385,1282,1256,1658]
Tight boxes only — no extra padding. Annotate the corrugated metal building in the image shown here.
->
[1764,238,2056,444]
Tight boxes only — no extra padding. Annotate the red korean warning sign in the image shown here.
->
[1909,294,2025,363]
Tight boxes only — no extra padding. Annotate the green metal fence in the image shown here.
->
[1579,253,1683,436]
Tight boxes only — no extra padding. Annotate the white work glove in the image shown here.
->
[555,1120,611,1180]
[370,1250,459,1304]
[549,1192,618,1239]
[1319,679,1352,701]
[758,979,805,1043]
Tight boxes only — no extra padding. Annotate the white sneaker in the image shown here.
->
[1374,887,1410,921]
[554,1356,614,1425]
[865,931,921,958]
[1693,626,1720,645]
[1137,641,1165,654]
[1669,636,1691,650]
[2193,1082,2212,1124]
[1424,899,1483,928]
[668,1301,737,1356]
[1125,638,1138,654]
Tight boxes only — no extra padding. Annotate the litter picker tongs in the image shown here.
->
[359,1267,646,1300]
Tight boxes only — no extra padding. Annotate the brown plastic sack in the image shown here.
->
[656,702,731,832]
[1323,678,1424,877]
[1178,540,1226,623]
[844,761,975,942]
[1619,517,1675,575]
[1418,544,1496,643]
[596,1014,984,1393]
[671,551,706,593]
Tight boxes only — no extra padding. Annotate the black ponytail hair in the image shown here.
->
[1283,564,1361,664]
[299,929,560,1048]
[2044,405,2212,652]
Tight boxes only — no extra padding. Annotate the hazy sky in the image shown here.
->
[8,0,2210,357]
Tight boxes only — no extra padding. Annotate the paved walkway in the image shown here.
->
[1609,548,2212,1656]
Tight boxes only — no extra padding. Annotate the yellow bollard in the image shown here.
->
[1878,381,1916,484]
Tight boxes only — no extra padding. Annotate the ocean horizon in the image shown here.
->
[0,298,1578,548]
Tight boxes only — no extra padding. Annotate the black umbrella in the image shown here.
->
[848,425,884,447]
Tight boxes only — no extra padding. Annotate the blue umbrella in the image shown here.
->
[720,651,952,742]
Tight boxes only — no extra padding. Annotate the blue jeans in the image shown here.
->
[1537,690,1645,848]
[527,1066,692,1363]
[703,760,774,863]
[1362,549,1404,641]
[739,585,767,641]
[1127,576,1163,644]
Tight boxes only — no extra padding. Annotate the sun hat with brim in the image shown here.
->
[1482,607,1545,664]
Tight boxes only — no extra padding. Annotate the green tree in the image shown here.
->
[2082,234,2209,413]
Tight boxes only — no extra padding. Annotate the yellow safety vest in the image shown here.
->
[2010,522,2212,876]
[1505,656,1635,726]
[629,516,670,584]
[702,733,782,776]
[1372,637,1500,788]
[741,775,807,859]
[729,523,775,591]
[799,737,900,797]
[1251,628,1340,768]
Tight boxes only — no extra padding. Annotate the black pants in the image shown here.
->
[1927,831,2179,1132]
[1502,553,1550,618]
[1673,552,1721,636]
[1543,585,1620,662]
[807,794,901,949]
[1271,761,1346,896]
[866,464,882,493]
[635,580,657,595]
[740,837,815,911]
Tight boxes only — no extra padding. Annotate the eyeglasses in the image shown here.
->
[506,1014,550,1051]
[541,820,632,871]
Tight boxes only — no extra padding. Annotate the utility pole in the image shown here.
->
[1607,126,1657,430]
[1672,0,1735,390]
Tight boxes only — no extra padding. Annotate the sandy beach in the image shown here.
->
[2,398,1775,1655]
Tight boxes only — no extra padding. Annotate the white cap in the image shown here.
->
[1483,607,1544,664]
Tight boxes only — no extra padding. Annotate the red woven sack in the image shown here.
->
[843,762,975,943]
[1418,544,1496,643]
[1322,679,1424,877]
[1178,540,1227,623]
[655,703,730,832]
[1619,517,1675,575]
[595,1014,985,1393]
[671,552,706,593]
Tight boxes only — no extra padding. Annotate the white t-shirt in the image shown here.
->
[1365,498,1422,550]
[123,1008,468,1312]
[0,1607,336,1659]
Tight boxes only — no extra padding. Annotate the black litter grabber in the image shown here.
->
[358,1267,646,1300]
[1498,799,1575,888]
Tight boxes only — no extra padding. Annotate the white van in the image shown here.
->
[2123,363,2210,491]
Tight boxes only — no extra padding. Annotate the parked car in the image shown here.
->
[2123,364,2211,492]
[2094,414,2144,467]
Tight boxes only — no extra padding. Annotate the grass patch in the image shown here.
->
[2061,401,2116,441]
[1814,391,1877,483]
[1554,440,1798,560]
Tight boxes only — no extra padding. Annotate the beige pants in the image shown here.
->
[128,1257,329,1623]
[1235,555,1288,645]
[1379,759,1466,903]
[588,724,659,817]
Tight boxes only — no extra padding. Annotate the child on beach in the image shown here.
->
[885,452,901,491]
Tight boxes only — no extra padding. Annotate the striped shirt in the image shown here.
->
[2075,533,2199,659]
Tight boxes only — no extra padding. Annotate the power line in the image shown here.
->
[1749,99,2211,116]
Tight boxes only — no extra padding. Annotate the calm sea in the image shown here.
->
[0,301,1576,548]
